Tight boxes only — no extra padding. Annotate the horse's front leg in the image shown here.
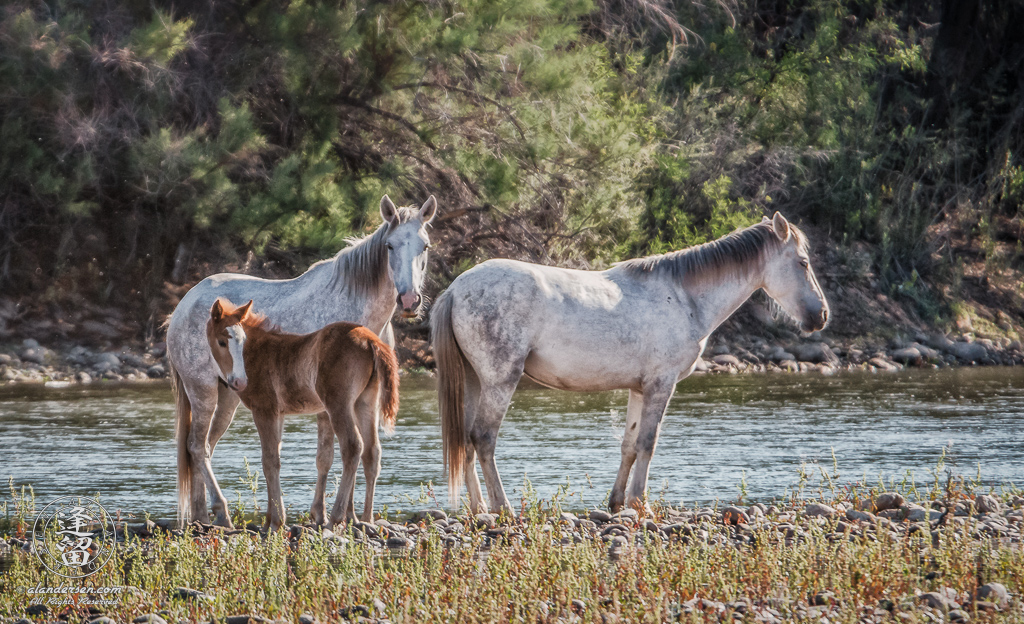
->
[207,383,241,527]
[624,379,677,512]
[609,390,644,512]
[253,407,286,531]
[182,378,234,528]
[310,411,333,527]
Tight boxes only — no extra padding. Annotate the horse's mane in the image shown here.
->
[302,206,421,294]
[617,220,807,285]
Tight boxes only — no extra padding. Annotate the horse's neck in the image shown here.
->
[681,267,764,340]
[292,246,396,329]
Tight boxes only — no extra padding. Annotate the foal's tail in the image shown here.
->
[170,363,193,528]
[430,290,466,506]
[369,335,400,434]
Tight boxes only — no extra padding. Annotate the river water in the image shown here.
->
[0,368,1021,520]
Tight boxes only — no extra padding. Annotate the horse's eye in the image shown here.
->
[218,340,227,348]
[424,243,432,250]
[386,243,394,251]
[799,259,809,268]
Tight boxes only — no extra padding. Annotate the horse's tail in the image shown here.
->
[431,289,466,506]
[170,362,192,528]
[369,334,401,434]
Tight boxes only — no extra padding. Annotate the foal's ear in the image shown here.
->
[380,195,398,226]
[237,300,254,320]
[761,215,771,224]
[418,195,437,224]
[211,299,225,322]
[771,212,791,242]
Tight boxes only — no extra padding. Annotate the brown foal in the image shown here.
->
[206,298,399,530]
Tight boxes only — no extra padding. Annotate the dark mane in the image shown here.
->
[303,205,421,294]
[334,205,421,293]
[617,221,806,284]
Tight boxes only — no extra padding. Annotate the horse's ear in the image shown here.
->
[211,299,224,322]
[238,300,254,320]
[380,195,398,225]
[418,195,437,224]
[761,215,771,223]
[771,212,791,242]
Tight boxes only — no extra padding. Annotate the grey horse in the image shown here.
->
[167,195,436,527]
[432,213,829,515]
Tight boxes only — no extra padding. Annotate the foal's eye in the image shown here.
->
[218,340,227,347]
[799,258,809,268]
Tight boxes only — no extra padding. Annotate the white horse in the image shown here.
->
[431,213,829,514]
[167,195,436,527]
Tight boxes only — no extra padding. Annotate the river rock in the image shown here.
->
[412,509,447,522]
[976,583,1009,607]
[132,615,168,624]
[769,347,797,363]
[474,513,496,529]
[902,505,931,522]
[947,341,988,362]
[589,509,612,523]
[93,352,122,371]
[170,587,213,602]
[890,347,921,363]
[147,364,166,378]
[868,357,899,371]
[846,508,876,523]
[712,354,741,367]
[975,494,1001,514]
[872,492,905,511]
[803,503,836,518]
[793,343,836,364]
[721,506,749,525]
[386,536,414,549]
[19,347,46,364]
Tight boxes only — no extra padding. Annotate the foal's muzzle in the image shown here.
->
[228,377,247,393]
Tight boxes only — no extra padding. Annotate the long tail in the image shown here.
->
[430,290,466,506]
[170,363,193,528]
[369,335,401,434]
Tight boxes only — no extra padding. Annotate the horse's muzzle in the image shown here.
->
[803,306,830,332]
[397,292,421,317]
[229,378,247,393]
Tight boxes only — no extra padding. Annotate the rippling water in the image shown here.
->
[0,368,1021,520]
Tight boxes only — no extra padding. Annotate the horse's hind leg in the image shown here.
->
[462,366,485,513]
[472,377,520,516]
[355,382,381,523]
[310,411,333,527]
[609,390,644,512]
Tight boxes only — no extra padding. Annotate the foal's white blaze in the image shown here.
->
[225,324,247,392]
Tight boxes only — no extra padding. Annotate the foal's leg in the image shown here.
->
[326,400,363,527]
[609,390,644,512]
[310,411,333,527]
[182,377,234,527]
[624,378,677,511]
[355,384,382,523]
[206,384,241,526]
[252,407,287,530]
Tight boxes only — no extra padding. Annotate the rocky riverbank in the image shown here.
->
[1,326,1021,387]
[1,492,1020,624]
